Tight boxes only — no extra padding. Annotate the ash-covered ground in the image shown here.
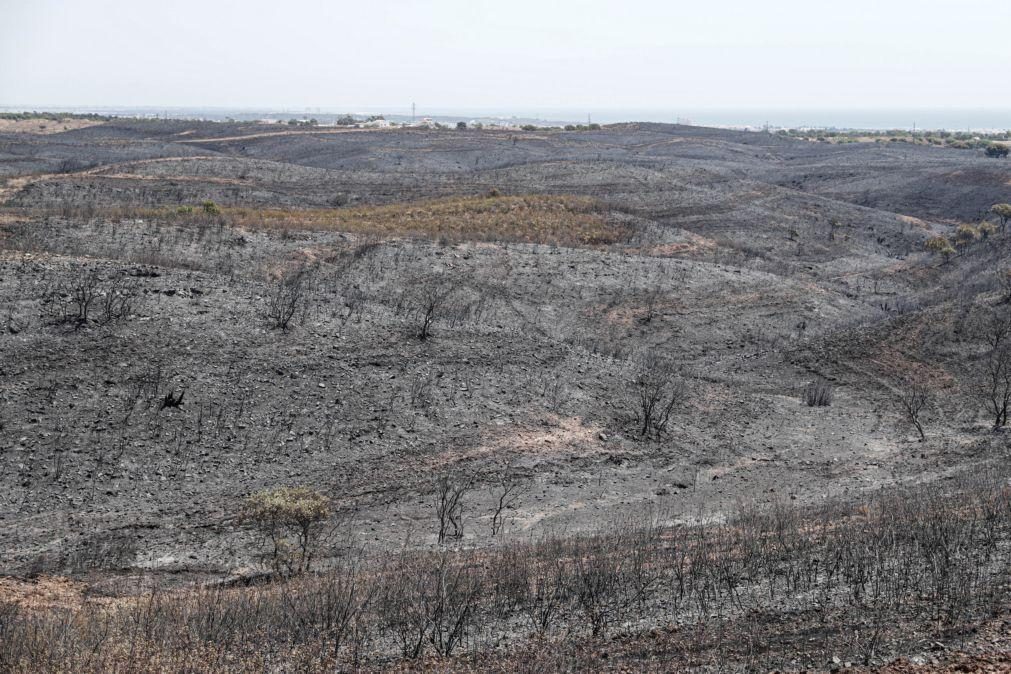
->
[1,119,1008,585]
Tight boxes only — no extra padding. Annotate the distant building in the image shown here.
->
[408,117,436,129]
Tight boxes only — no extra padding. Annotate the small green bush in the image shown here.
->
[925,235,956,261]
[241,486,330,576]
[992,203,1011,232]
[954,224,979,246]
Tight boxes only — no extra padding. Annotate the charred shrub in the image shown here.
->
[895,377,930,441]
[265,266,315,332]
[804,378,834,407]
[97,274,139,325]
[435,475,469,544]
[397,275,457,340]
[632,351,686,439]
[40,266,139,328]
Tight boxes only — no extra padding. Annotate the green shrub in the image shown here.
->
[925,235,956,261]
[241,486,330,576]
[954,224,980,246]
[992,203,1011,232]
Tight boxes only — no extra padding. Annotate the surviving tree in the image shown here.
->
[925,235,956,263]
[241,486,331,576]
[991,203,1011,234]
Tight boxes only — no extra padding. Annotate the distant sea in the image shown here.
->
[2,105,1009,132]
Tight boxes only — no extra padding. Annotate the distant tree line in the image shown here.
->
[0,111,113,121]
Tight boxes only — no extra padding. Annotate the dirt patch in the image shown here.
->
[898,214,931,230]
[429,415,608,469]
[641,232,719,258]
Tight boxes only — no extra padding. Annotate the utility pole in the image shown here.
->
[412,102,416,124]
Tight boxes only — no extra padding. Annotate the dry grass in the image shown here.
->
[49,195,631,248]
[0,577,92,611]
[0,118,105,135]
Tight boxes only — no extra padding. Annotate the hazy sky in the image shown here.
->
[2,0,1010,111]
